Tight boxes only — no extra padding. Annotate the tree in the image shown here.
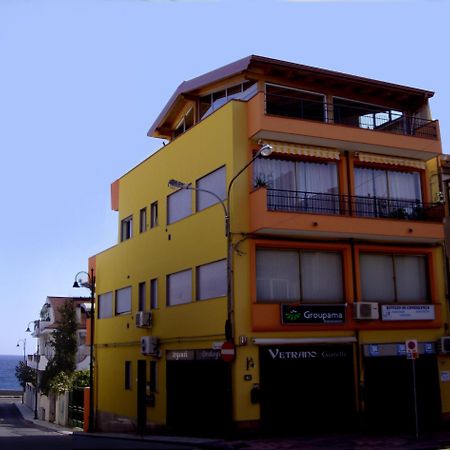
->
[15,361,36,388]
[40,300,78,394]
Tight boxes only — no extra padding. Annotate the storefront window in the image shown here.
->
[256,248,343,303]
[360,253,428,303]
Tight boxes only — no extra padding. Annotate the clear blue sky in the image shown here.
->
[1,0,448,355]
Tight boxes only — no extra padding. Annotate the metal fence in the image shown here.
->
[68,388,84,429]
[266,189,444,222]
[265,93,438,140]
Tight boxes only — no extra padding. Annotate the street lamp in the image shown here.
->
[73,268,95,432]
[16,339,26,403]
[26,320,40,419]
[168,143,272,343]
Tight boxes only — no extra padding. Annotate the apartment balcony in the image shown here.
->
[249,188,445,243]
[247,92,442,160]
[27,354,49,371]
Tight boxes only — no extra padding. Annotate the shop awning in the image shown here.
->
[262,140,340,160]
[357,152,426,170]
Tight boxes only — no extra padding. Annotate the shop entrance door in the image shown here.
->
[259,344,356,433]
[166,359,230,433]
[364,355,441,432]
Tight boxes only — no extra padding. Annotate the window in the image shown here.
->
[78,331,86,346]
[254,158,338,193]
[150,278,158,309]
[354,167,421,201]
[196,166,226,212]
[354,167,422,218]
[167,189,191,224]
[265,84,325,122]
[167,269,192,306]
[256,249,343,303]
[199,81,256,120]
[254,158,339,213]
[98,292,113,318]
[121,216,133,241]
[150,201,158,228]
[138,282,146,311]
[360,253,428,303]
[333,97,403,131]
[139,208,147,233]
[116,286,132,315]
[174,108,194,138]
[125,361,132,390]
[149,361,157,393]
[197,259,226,300]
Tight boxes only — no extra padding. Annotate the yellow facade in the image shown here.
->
[92,56,449,434]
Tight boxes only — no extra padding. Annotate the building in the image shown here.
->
[92,55,449,434]
[25,296,90,424]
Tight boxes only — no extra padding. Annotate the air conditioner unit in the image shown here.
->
[135,311,152,328]
[439,337,450,355]
[354,302,379,320]
[141,336,159,356]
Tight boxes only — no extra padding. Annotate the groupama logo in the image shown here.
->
[284,306,301,321]
[281,304,346,324]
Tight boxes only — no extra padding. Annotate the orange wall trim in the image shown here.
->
[247,92,442,157]
[111,179,120,211]
[249,239,442,332]
[83,387,90,432]
[88,255,96,278]
[249,188,445,241]
[251,303,442,332]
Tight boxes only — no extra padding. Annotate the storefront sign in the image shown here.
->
[381,305,435,321]
[397,344,406,356]
[265,346,351,361]
[364,342,436,358]
[166,350,195,361]
[166,349,221,361]
[281,304,346,325]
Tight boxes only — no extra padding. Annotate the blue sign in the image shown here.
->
[397,344,406,356]
[369,344,379,356]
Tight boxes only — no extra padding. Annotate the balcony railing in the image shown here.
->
[266,189,445,222]
[265,92,438,140]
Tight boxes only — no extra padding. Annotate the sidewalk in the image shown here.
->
[13,401,76,435]
[14,401,220,448]
[12,401,450,450]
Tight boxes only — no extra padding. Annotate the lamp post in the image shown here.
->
[16,339,26,403]
[26,320,40,419]
[73,268,95,432]
[168,143,272,343]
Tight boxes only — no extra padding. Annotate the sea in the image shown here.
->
[0,355,22,391]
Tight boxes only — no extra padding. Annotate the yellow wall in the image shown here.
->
[95,100,251,426]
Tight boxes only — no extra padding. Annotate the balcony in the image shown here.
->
[27,354,49,371]
[265,92,438,140]
[267,189,445,222]
[249,188,445,243]
[247,92,442,159]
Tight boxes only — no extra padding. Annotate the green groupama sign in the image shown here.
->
[281,304,346,324]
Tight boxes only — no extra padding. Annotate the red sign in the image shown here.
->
[221,341,236,363]
[406,339,419,360]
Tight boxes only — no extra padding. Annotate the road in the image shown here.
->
[0,398,71,450]
[0,398,203,450]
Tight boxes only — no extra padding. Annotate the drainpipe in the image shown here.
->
[350,238,364,425]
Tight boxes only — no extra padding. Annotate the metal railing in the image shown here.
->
[265,92,438,140]
[266,189,444,222]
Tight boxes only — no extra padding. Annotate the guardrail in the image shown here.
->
[266,189,444,222]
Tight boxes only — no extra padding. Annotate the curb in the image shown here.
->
[73,431,223,447]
